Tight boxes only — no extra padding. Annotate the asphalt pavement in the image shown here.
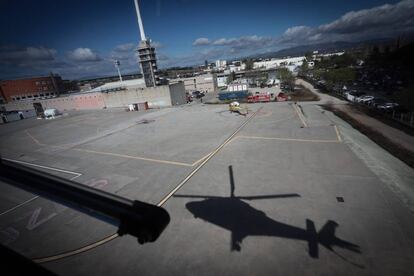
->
[0,101,413,275]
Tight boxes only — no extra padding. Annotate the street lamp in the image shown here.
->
[114,60,123,82]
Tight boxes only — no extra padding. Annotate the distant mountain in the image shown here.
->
[250,38,395,59]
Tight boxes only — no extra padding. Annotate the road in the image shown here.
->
[0,101,413,275]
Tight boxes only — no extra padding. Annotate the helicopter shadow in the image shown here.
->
[174,165,361,260]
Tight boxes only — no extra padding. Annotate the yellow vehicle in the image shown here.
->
[229,102,248,116]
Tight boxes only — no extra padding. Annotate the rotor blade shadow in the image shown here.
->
[174,194,223,199]
[239,193,301,200]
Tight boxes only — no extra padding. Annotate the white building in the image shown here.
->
[227,83,248,92]
[170,73,217,93]
[215,60,227,69]
[253,56,306,70]
[217,76,228,87]
[227,79,248,92]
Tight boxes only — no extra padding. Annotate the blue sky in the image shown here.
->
[1,0,413,80]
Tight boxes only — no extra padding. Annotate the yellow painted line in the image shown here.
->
[295,104,308,127]
[33,233,119,263]
[191,151,213,166]
[25,130,67,148]
[26,128,216,167]
[334,125,342,142]
[157,107,262,206]
[292,104,308,127]
[236,135,340,143]
[25,130,43,146]
[73,148,193,167]
[256,110,273,118]
[32,107,263,264]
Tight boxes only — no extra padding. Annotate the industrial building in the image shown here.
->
[217,75,228,87]
[170,73,217,93]
[0,74,65,103]
[1,81,186,113]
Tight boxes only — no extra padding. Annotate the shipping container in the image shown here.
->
[218,91,249,101]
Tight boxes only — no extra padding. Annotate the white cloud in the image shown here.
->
[279,0,414,45]
[114,43,136,52]
[212,35,273,49]
[151,41,163,49]
[3,1,414,79]
[192,37,211,46]
[67,48,101,62]
[0,45,56,64]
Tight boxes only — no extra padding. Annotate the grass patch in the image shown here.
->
[322,104,414,168]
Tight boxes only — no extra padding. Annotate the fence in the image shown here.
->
[334,90,414,128]
[305,78,414,128]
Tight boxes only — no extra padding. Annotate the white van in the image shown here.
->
[43,108,59,119]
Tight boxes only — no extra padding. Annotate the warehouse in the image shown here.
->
[0,80,187,113]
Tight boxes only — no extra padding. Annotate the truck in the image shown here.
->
[247,92,271,103]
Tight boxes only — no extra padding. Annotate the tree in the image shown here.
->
[323,68,356,85]
[299,61,309,77]
[243,59,254,70]
[226,71,236,84]
[305,51,313,61]
[278,68,295,90]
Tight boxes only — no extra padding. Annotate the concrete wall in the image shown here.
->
[102,85,172,108]
[0,84,185,112]
[1,92,105,112]
[169,82,186,106]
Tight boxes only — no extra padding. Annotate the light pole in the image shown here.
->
[114,60,123,82]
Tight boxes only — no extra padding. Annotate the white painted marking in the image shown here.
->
[0,161,81,216]
[26,207,57,231]
[0,227,20,245]
[0,197,39,216]
[2,158,82,177]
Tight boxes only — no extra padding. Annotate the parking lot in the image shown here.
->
[1,102,413,275]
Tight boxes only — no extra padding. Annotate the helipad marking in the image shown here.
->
[31,106,264,264]
[334,125,342,142]
[0,159,81,217]
[292,104,308,127]
[73,148,194,167]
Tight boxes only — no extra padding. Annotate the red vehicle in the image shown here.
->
[276,92,288,102]
[247,92,271,103]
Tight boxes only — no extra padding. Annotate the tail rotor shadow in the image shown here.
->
[174,165,362,264]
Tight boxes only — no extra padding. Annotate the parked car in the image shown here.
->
[345,91,365,102]
[356,95,374,104]
[192,91,205,99]
[367,98,387,107]
[376,103,398,112]
[43,108,60,119]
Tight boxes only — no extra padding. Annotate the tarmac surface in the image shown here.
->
[0,101,413,275]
